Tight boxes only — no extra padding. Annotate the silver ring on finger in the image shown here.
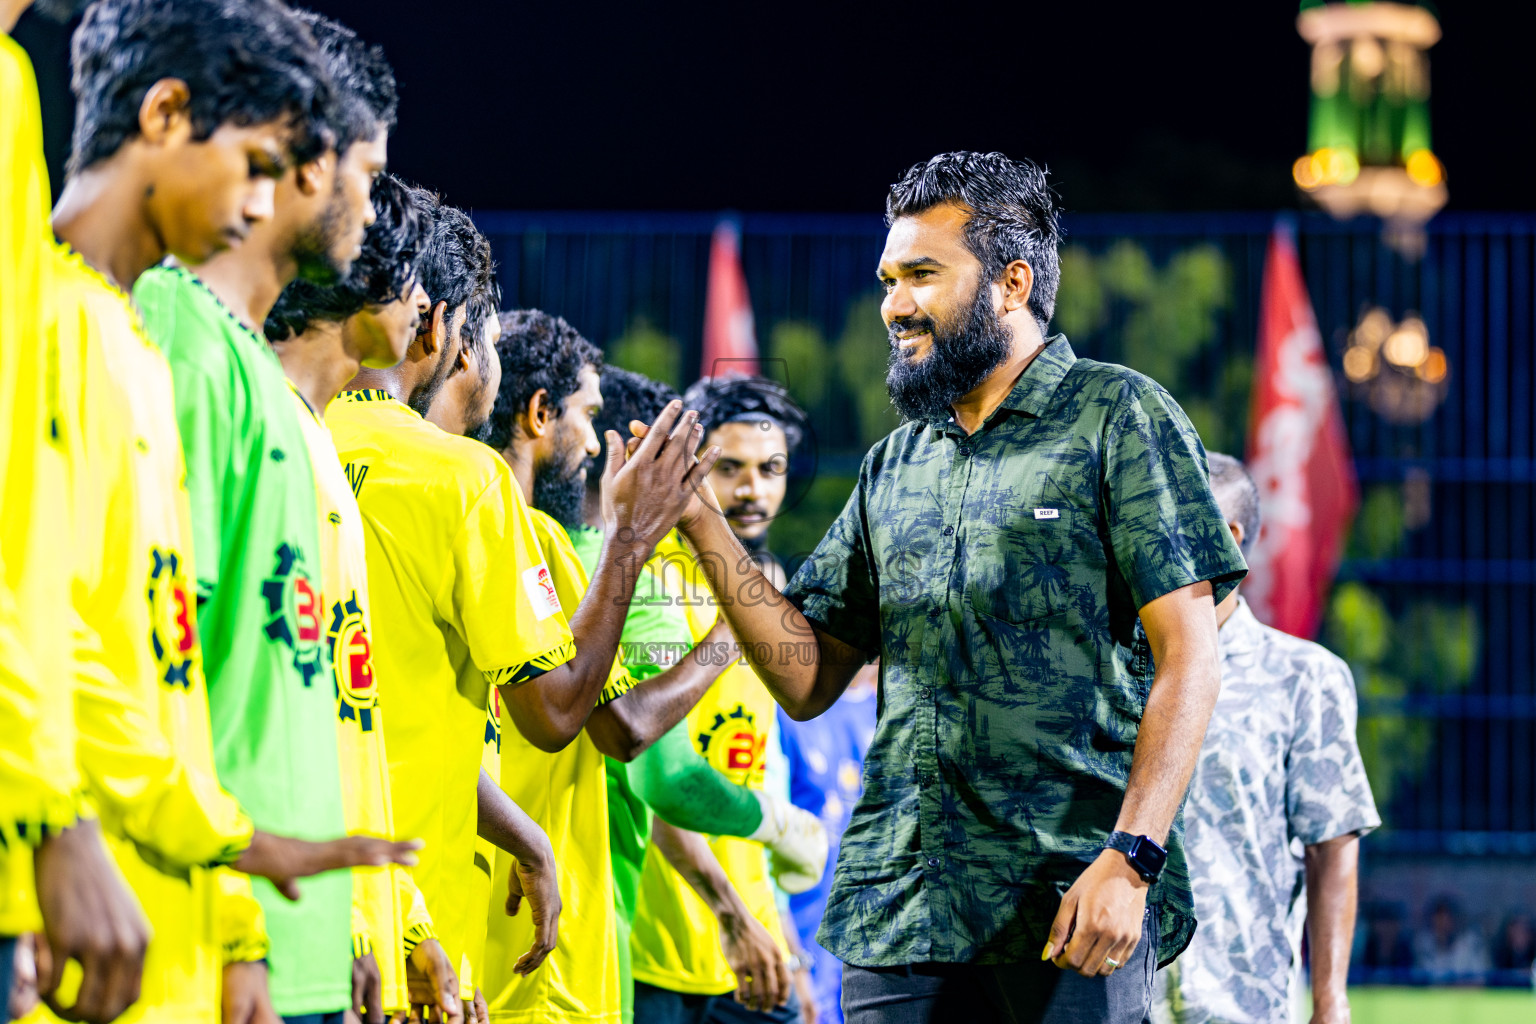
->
[1101,956,1121,971]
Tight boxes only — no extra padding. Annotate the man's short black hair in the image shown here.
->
[412,194,487,327]
[69,0,335,173]
[292,9,397,153]
[484,310,603,452]
[885,151,1062,332]
[682,373,807,453]
[264,173,430,340]
[1207,451,1261,555]
[460,232,500,352]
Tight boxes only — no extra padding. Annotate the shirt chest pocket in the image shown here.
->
[969,507,1087,626]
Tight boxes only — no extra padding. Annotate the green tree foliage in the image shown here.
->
[1349,485,1409,560]
[1051,242,1244,452]
[607,318,682,389]
[1324,582,1481,820]
[768,322,831,408]
[835,293,902,448]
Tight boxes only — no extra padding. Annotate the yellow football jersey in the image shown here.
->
[48,247,257,1024]
[326,390,574,983]
[289,388,422,1012]
[628,540,788,997]
[481,509,634,1024]
[0,34,80,937]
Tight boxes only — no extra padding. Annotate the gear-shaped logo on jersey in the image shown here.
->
[261,542,325,688]
[695,702,765,787]
[327,590,377,731]
[146,546,197,690]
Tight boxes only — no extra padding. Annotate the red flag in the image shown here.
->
[1244,224,1359,638]
[700,220,759,378]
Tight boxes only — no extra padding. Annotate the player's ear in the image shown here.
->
[137,78,193,147]
[294,154,332,197]
[421,301,448,356]
[999,258,1034,314]
[523,389,551,439]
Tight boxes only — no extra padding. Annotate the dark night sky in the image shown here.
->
[14,1,1530,214]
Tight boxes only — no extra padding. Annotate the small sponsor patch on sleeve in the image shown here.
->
[522,562,562,620]
[1033,508,1061,520]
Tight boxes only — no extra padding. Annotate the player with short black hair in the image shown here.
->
[126,7,422,1020]
[328,215,715,1001]
[46,3,418,1022]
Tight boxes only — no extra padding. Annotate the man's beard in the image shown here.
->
[885,280,1014,422]
[724,501,772,552]
[535,454,592,529]
[407,343,457,418]
[290,187,348,286]
[466,409,493,443]
[463,372,493,441]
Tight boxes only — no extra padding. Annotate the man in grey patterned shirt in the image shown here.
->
[1153,454,1380,1024]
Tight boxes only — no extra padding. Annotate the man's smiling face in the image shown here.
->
[877,203,1015,421]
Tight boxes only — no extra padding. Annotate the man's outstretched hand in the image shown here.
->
[233,831,422,901]
[34,818,150,1024]
[601,399,721,548]
[1043,849,1147,979]
[504,853,560,976]
[404,938,461,1024]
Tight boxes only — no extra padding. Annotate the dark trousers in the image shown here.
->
[841,913,1156,1024]
[282,1012,346,1024]
[1,937,16,1024]
[633,980,801,1024]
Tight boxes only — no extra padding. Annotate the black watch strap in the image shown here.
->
[1104,830,1137,855]
[1104,830,1167,883]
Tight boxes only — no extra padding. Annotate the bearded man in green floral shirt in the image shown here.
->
[658,151,1247,1024]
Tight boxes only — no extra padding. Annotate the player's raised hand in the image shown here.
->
[600,400,721,548]
[504,853,561,975]
[234,831,423,901]
[34,819,150,1024]
[627,416,728,534]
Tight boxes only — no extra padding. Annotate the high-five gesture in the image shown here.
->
[600,400,720,550]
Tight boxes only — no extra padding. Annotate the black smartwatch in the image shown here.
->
[1104,830,1167,884]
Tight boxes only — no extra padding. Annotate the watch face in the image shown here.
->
[1129,836,1168,877]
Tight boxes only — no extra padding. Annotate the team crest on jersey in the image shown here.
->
[328,590,377,731]
[145,546,197,689]
[484,685,503,754]
[695,702,766,786]
[521,563,561,621]
[261,542,326,687]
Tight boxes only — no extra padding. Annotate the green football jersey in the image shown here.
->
[135,265,350,1015]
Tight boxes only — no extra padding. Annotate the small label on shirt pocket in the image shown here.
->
[1033,508,1061,520]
